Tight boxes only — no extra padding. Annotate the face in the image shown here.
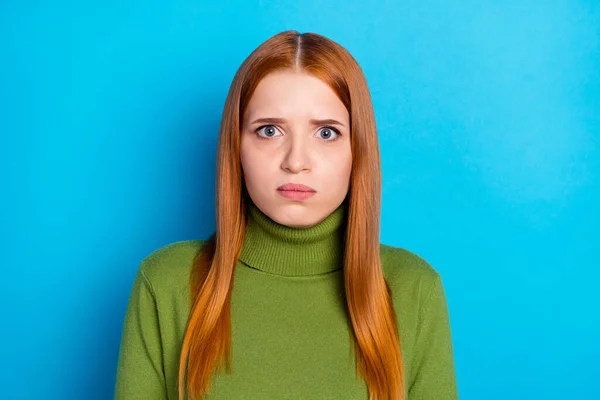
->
[240,70,352,228]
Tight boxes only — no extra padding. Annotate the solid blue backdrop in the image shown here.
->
[1,1,598,399]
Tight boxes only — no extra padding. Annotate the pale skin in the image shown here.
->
[240,69,352,228]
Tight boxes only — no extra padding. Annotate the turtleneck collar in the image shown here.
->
[238,201,347,276]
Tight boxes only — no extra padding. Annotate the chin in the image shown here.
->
[274,206,316,228]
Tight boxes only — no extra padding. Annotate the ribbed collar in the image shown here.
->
[238,201,347,276]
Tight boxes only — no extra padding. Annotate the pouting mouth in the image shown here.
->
[277,183,316,192]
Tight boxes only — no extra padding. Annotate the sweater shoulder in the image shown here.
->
[380,243,441,297]
[138,239,207,294]
[380,243,440,279]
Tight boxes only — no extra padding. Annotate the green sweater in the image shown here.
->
[114,202,459,399]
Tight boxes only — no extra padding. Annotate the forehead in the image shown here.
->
[243,70,349,123]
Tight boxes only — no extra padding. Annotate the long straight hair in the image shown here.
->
[178,30,404,400]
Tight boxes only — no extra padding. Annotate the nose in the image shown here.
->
[280,134,311,174]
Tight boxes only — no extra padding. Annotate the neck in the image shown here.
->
[238,201,347,276]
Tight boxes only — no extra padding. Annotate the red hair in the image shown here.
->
[178,30,404,400]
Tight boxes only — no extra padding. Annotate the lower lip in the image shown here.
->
[277,190,316,201]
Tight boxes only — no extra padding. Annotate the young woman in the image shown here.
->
[115,30,458,400]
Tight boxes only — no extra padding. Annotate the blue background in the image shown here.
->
[2,1,598,399]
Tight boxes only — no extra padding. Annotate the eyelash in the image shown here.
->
[254,125,342,142]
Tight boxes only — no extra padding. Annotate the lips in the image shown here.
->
[277,183,316,192]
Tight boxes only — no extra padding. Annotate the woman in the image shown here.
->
[115,30,458,400]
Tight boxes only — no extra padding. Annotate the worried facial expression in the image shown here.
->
[240,70,352,228]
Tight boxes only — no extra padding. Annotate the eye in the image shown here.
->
[316,126,341,141]
[255,125,282,138]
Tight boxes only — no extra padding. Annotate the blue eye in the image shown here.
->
[318,126,340,141]
[256,125,281,138]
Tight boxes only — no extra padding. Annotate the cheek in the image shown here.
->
[240,145,270,187]
[323,149,352,187]
[338,144,353,176]
[240,151,256,182]
[340,157,353,186]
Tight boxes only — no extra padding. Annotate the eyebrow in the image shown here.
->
[249,117,346,128]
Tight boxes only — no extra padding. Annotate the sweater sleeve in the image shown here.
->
[408,274,459,400]
[114,264,168,400]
